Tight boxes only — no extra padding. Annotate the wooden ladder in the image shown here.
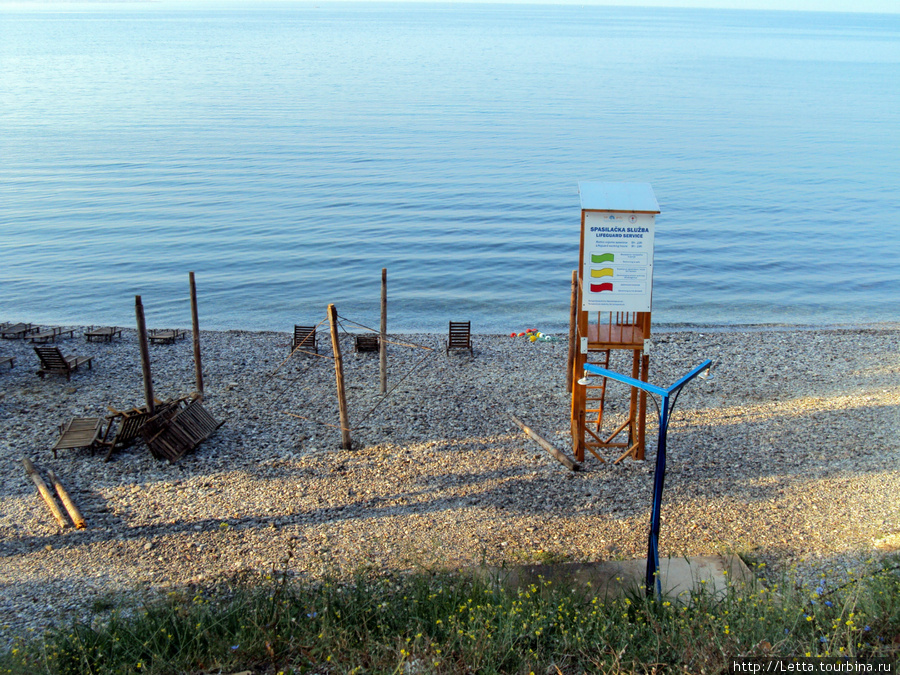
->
[583,348,611,433]
[581,349,637,463]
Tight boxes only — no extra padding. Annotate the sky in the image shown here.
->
[2,0,898,13]
[575,0,900,12]
[172,0,900,14]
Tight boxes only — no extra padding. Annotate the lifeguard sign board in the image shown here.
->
[579,182,660,313]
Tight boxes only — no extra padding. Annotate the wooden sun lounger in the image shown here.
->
[292,325,318,354]
[85,326,122,342]
[148,329,187,345]
[29,327,76,343]
[50,399,179,461]
[141,397,223,462]
[446,321,473,356]
[98,404,160,461]
[1,323,37,340]
[355,334,380,353]
[34,346,93,380]
[51,417,104,459]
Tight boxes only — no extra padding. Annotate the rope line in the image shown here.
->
[335,315,435,352]
[352,349,437,428]
[269,317,331,379]
[282,411,358,432]
[265,317,331,414]
[331,313,440,428]
[333,315,379,334]
[336,315,354,340]
[275,310,441,434]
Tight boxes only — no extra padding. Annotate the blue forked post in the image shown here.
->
[582,359,713,597]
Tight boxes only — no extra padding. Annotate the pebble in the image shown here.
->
[0,324,898,646]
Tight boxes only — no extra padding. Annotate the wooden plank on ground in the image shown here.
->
[510,414,581,472]
[48,470,86,529]
[22,458,67,528]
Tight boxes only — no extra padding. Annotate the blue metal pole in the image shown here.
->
[646,392,670,597]
[581,359,712,598]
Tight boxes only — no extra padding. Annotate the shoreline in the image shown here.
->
[1,324,898,644]
[3,318,900,338]
[652,320,900,333]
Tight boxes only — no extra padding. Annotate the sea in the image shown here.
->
[2,2,899,334]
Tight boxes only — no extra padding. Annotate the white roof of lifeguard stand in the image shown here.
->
[579,182,660,213]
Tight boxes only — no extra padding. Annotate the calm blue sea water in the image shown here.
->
[2,2,899,333]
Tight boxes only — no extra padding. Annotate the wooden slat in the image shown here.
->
[52,417,103,458]
[1,323,36,339]
[447,321,473,355]
[355,334,379,352]
[72,356,93,369]
[149,329,187,345]
[292,326,318,354]
[29,330,58,343]
[141,399,221,462]
[85,326,121,342]
[34,346,93,380]
[586,322,645,350]
[101,409,153,461]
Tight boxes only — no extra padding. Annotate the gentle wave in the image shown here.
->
[1,3,899,332]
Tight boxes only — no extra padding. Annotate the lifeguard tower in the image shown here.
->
[570,182,660,463]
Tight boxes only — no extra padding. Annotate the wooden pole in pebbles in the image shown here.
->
[47,470,86,529]
[135,295,155,415]
[380,267,387,395]
[567,269,578,394]
[328,304,352,450]
[22,458,67,528]
[510,414,580,472]
[189,271,204,397]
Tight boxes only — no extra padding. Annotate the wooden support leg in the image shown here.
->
[627,349,640,447]
[574,409,585,463]
[637,352,650,461]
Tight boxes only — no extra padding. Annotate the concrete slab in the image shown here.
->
[477,555,753,603]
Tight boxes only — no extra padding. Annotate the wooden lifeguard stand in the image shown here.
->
[570,182,660,463]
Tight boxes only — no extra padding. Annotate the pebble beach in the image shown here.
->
[0,324,898,645]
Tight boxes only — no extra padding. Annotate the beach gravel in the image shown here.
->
[0,323,898,643]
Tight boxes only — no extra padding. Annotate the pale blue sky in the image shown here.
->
[237,0,900,13]
[216,0,900,14]
[571,0,899,11]
[3,0,898,13]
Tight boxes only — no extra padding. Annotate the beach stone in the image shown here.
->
[0,324,898,646]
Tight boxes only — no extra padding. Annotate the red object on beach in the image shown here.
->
[518,332,526,336]
[510,332,516,337]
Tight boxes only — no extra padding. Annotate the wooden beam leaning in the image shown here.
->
[380,268,387,395]
[328,304,352,450]
[189,271,204,397]
[135,295,155,416]
[47,470,86,529]
[510,415,580,472]
[567,269,578,393]
[22,458,67,528]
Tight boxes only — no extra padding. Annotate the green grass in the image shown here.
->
[2,556,898,674]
